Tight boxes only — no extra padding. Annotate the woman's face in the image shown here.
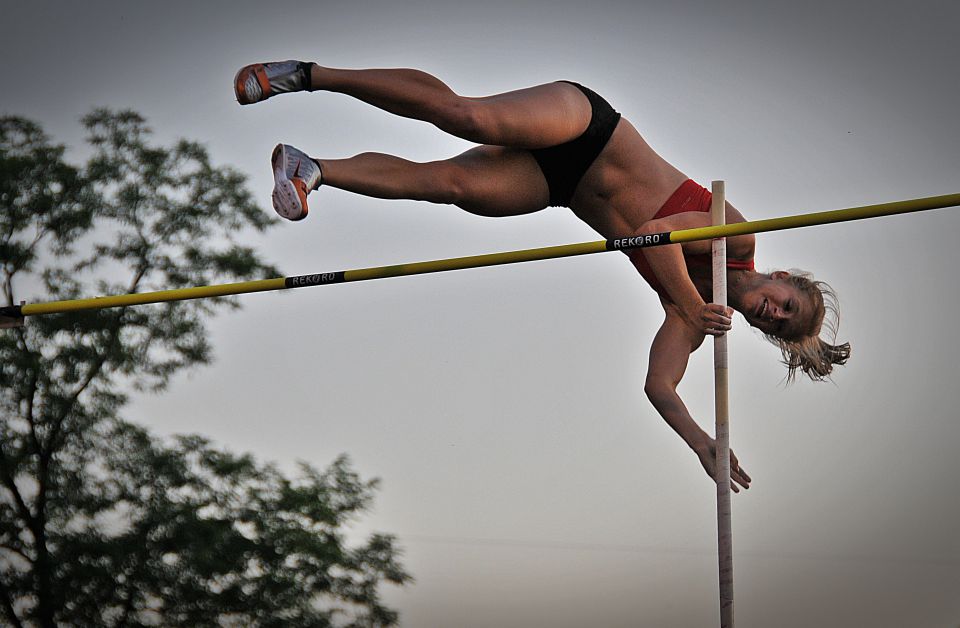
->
[740,272,815,339]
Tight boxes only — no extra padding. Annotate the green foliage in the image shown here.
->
[0,113,410,626]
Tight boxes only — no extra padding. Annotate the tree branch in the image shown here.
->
[46,307,126,455]
[24,370,42,463]
[0,448,34,528]
[56,258,148,437]
[0,565,25,628]
[116,572,139,628]
[0,543,33,564]
[2,267,13,307]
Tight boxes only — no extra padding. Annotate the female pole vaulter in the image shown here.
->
[235,61,851,491]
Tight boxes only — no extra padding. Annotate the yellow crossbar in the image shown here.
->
[3,192,958,319]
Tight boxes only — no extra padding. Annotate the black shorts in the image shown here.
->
[530,81,621,207]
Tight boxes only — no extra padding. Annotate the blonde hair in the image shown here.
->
[763,270,851,382]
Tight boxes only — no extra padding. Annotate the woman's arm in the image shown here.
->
[644,308,751,491]
[635,210,749,335]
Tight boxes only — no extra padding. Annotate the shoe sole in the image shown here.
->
[234,64,271,105]
[271,144,308,221]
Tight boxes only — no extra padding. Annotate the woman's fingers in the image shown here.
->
[732,469,750,490]
[700,304,733,335]
[730,451,750,490]
[733,464,750,485]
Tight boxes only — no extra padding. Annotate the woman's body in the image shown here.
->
[236,62,849,491]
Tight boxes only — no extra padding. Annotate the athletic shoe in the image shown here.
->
[271,144,322,221]
[234,61,311,105]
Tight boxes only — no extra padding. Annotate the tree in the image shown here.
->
[0,112,410,626]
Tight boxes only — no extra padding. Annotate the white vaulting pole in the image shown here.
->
[712,180,734,627]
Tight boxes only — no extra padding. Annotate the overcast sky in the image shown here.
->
[4,1,960,626]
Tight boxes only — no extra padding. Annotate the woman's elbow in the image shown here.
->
[644,377,675,403]
[636,219,666,236]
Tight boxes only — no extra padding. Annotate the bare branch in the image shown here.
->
[0,543,33,563]
[0,448,34,528]
[0,576,25,628]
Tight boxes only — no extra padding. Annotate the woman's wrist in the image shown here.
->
[679,298,707,325]
[688,431,712,453]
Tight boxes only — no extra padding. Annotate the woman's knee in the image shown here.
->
[418,159,512,216]
[423,147,549,216]
[415,160,470,205]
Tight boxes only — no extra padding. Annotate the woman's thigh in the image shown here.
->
[463,81,592,148]
[446,145,551,217]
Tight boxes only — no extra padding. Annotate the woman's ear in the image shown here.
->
[770,270,790,280]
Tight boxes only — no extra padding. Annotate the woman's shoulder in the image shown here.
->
[727,232,756,261]
[724,207,756,261]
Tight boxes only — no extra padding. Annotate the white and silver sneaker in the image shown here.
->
[271,144,321,221]
[234,61,311,105]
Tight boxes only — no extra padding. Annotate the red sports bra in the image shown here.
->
[627,179,754,302]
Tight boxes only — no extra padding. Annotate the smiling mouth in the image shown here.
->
[757,298,768,319]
